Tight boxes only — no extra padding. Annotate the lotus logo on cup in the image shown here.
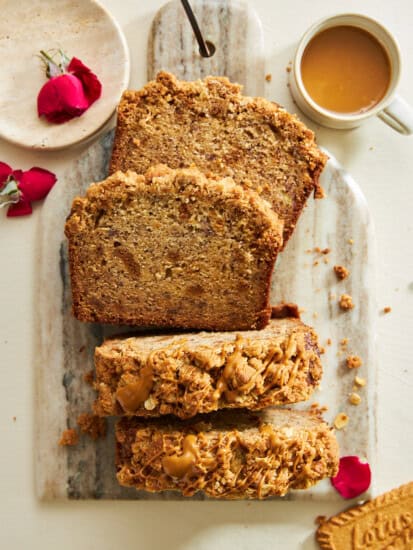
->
[289,13,413,135]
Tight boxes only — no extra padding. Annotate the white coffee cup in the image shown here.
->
[289,13,413,134]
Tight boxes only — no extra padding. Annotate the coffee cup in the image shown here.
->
[289,13,413,135]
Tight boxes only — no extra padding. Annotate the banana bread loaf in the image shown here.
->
[115,408,339,499]
[110,71,327,245]
[94,317,322,419]
[65,165,283,330]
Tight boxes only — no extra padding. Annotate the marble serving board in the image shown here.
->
[34,0,377,500]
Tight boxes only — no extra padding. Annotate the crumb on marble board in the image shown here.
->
[334,265,349,280]
[265,73,272,82]
[339,294,354,310]
[347,355,363,369]
[77,413,107,441]
[334,412,349,430]
[59,428,79,447]
[349,392,362,406]
[355,376,366,387]
[383,306,392,314]
[326,338,332,346]
[83,370,95,386]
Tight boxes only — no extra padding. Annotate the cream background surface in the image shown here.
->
[0,1,412,548]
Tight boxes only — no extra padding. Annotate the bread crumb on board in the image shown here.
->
[83,370,95,386]
[349,392,362,405]
[265,73,272,82]
[339,294,354,310]
[334,412,349,430]
[59,428,79,446]
[334,265,349,280]
[346,355,363,369]
[77,413,107,441]
[383,306,392,314]
[355,376,366,387]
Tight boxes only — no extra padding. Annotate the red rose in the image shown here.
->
[0,162,57,217]
[37,50,102,124]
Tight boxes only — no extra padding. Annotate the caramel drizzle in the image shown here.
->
[116,363,153,413]
[162,434,198,478]
[116,339,189,413]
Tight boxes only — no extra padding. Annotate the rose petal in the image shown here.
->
[37,74,89,124]
[0,162,13,184]
[7,199,33,217]
[331,456,371,499]
[18,168,57,202]
[68,57,102,105]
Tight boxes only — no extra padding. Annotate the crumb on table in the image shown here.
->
[59,428,79,446]
[346,354,362,369]
[334,265,349,280]
[265,73,272,82]
[326,338,332,346]
[334,412,349,430]
[348,238,354,245]
[12,416,16,422]
[315,515,327,526]
[383,306,392,314]
[77,413,107,441]
[339,294,354,310]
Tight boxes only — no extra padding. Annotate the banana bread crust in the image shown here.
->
[65,165,283,330]
[115,409,339,499]
[109,71,327,245]
[94,318,322,419]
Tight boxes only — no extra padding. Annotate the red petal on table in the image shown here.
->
[7,199,33,217]
[68,57,102,105]
[18,168,57,202]
[0,162,12,184]
[331,456,371,499]
[37,74,89,124]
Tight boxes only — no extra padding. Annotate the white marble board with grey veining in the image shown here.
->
[35,0,377,500]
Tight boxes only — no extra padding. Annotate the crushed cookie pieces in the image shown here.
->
[326,338,332,346]
[349,392,362,405]
[346,355,362,369]
[348,238,354,245]
[321,248,330,255]
[265,73,272,82]
[334,265,349,280]
[355,376,366,387]
[334,412,349,430]
[383,306,392,314]
[77,413,107,441]
[339,294,354,310]
[59,428,79,446]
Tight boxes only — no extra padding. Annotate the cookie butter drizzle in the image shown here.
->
[162,434,198,478]
[116,363,154,412]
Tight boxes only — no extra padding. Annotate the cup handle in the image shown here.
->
[377,94,413,135]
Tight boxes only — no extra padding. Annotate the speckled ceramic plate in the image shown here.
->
[0,0,129,150]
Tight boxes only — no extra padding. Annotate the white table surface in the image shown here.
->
[1,1,412,548]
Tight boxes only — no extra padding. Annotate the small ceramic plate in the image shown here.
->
[0,0,130,150]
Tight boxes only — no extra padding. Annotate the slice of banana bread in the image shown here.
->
[65,165,283,330]
[115,409,339,499]
[109,71,327,246]
[94,317,322,419]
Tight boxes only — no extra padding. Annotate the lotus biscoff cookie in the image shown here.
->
[316,481,413,549]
